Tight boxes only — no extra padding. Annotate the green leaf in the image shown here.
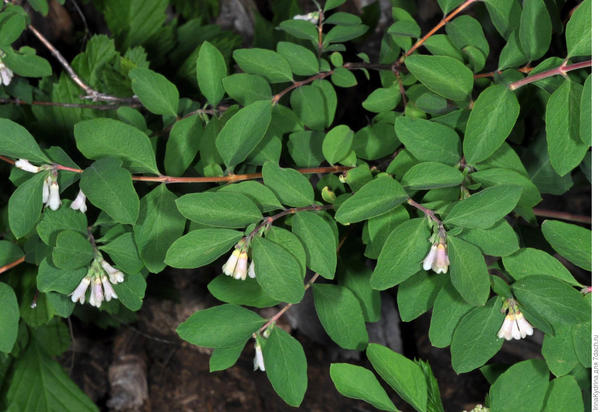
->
[371,218,430,290]
[525,135,574,195]
[98,232,143,274]
[353,122,399,161]
[176,192,262,229]
[498,31,528,70]
[8,172,46,239]
[512,276,589,326]
[3,48,52,77]
[324,24,368,44]
[445,185,522,229]
[209,343,245,372]
[74,118,159,174]
[177,304,264,348]
[262,161,314,207]
[222,73,272,106]
[546,80,588,176]
[366,343,427,412]
[542,376,584,412]
[331,67,357,87]
[165,229,242,269]
[208,275,279,308]
[262,327,307,407]
[458,220,519,257]
[518,0,552,61]
[276,41,319,76]
[446,15,489,57]
[0,283,18,353]
[405,54,473,101]
[450,297,504,373]
[290,85,329,130]
[463,85,520,164]
[134,185,185,273]
[362,87,401,113]
[52,230,93,270]
[266,226,307,274]
[502,248,580,286]
[6,341,98,411]
[572,320,591,368]
[0,241,22,267]
[330,363,398,411]
[483,0,522,39]
[424,34,463,60]
[396,271,445,322]
[218,181,283,213]
[0,12,26,46]
[322,125,354,165]
[232,48,293,83]
[579,75,591,146]
[447,235,490,306]
[565,0,590,58]
[429,282,472,348]
[324,0,346,12]
[278,19,318,43]
[37,258,86,294]
[401,162,464,190]
[0,119,50,163]
[542,324,578,376]
[80,158,140,225]
[252,237,305,304]
[291,212,337,279]
[338,258,381,322]
[164,116,202,176]
[36,203,87,246]
[436,0,464,14]
[470,167,541,208]
[112,272,146,311]
[335,175,408,224]
[541,220,591,271]
[394,116,461,165]
[312,284,368,350]
[489,360,549,412]
[129,67,179,117]
[216,100,273,169]
[196,41,227,106]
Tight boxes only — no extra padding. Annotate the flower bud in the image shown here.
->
[88,277,104,307]
[70,189,87,213]
[70,276,91,304]
[101,260,124,284]
[0,60,14,86]
[42,176,51,204]
[253,342,265,372]
[222,249,241,277]
[47,181,61,211]
[432,243,449,274]
[248,260,256,279]
[15,159,40,173]
[233,251,248,280]
[101,275,118,301]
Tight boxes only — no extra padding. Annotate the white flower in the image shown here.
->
[47,181,61,210]
[497,313,515,340]
[423,243,449,274]
[70,276,91,304]
[88,277,104,307]
[101,275,118,301]
[514,311,534,339]
[222,248,241,277]
[248,260,256,279]
[233,251,248,280]
[497,311,534,341]
[293,11,319,24]
[101,260,124,284]
[0,60,13,86]
[70,189,87,213]
[42,176,50,204]
[253,342,265,372]
[15,159,40,173]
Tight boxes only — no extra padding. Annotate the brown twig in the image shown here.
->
[248,204,333,240]
[508,59,592,91]
[532,209,591,225]
[474,66,533,79]
[0,256,25,275]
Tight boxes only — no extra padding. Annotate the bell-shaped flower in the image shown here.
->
[70,276,92,304]
[497,313,515,340]
[101,275,118,301]
[47,181,61,211]
[233,251,248,280]
[101,260,124,284]
[248,260,256,279]
[293,11,319,24]
[222,248,241,277]
[423,243,449,274]
[253,342,265,372]
[0,60,13,86]
[15,159,40,173]
[497,310,534,341]
[42,176,51,204]
[514,311,534,339]
[70,189,87,213]
[88,277,104,307]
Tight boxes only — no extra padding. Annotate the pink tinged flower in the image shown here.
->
[222,249,241,277]
[248,260,256,279]
[101,260,124,284]
[497,313,515,340]
[88,277,104,307]
[70,276,91,304]
[253,342,265,372]
[422,245,436,271]
[233,251,248,280]
[432,243,449,274]
[47,181,61,211]
[15,159,40,173]
[70,190,87,213]
[101,275,118,301]
[42,176,50,204]
[515,311,534,339]
[0,61,13,86]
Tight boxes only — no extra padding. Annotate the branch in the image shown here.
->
[474,66,533,79]
[508,59,592,91]
[27,24,138,103]
[0,97,139,110]
[0,256,25,275]
[532,208,591,225]
[248,204,333,240]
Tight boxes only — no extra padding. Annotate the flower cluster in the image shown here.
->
[497,299,534,341]
[70,255,124,307]
[222,239,256,280]
[422,242,450,274]
[293,11,319,24]
[0,58,13,86]
[15,159,88,213]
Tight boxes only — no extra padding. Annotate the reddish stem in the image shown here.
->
[0,256,25,275]
[509,60,592,91]
[474,66,533,79]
